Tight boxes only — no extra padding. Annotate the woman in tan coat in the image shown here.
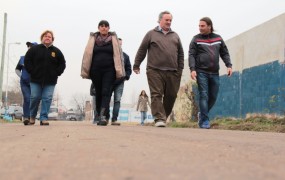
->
[81,20,125,126]
[136,90,150,125]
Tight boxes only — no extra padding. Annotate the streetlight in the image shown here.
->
[4,42,21,117]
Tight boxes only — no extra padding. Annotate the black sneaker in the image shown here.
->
[23,118,30,126]
[97,120,107,126]
[93,114,100,124]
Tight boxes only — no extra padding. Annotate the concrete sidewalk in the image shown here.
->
[0,121,284,180]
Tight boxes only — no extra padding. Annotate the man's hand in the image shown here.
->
[191,71,197,81]
[133,69,140,74]
[227,68,233,77]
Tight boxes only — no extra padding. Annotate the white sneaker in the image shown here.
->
[155,121,166,127]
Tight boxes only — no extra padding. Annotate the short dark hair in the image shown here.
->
[98,20,109,28]
[200,17,214,33]
[26,42,38,48]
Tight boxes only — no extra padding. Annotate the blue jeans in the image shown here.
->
[141,111,147,125]
[197,72,219,123]
[30,82,55,121]
[112,82,124,121]
[20,80,31,118]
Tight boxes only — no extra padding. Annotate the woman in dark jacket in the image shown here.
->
[89,20,124,126]
[15,41,37,123]
[24,30,66,126]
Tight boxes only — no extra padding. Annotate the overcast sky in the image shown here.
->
[1,0,285,108]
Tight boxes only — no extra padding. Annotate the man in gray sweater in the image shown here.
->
[133,11,184,127]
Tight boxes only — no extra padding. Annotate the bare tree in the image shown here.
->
[70,93,90,116]
[11,77,21,93]
[1,77,22,106]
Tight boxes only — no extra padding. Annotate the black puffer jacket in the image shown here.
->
[189,33,232,74]
[114,52,132,85]
[24,44,66,85]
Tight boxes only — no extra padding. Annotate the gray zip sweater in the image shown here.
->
[133,26,184,71]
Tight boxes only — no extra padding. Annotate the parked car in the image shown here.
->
[48,106,59,120]
[65,113,84,121]
[66,114,77,121]
[36,105,59,120]
[0,105,23,120]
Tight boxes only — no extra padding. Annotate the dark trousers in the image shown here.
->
[90,68,115,116]
[146,68,182,122]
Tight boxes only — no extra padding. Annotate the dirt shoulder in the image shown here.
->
[0,121,285,180]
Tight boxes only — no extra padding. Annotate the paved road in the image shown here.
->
[0,121,284,180]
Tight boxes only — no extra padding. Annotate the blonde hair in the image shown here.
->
[40,30,54,41]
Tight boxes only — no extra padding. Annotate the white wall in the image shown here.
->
[220,13,285,74]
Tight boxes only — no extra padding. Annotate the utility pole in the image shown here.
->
[5,42,21,108]
[0,13,7,107]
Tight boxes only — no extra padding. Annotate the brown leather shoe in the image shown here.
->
[24,118,35,126]
[40,121,49,126]
[29,118,35,125]
[111,121,121,126]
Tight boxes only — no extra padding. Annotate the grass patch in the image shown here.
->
[168,115,285,133]
[168,121,198,128]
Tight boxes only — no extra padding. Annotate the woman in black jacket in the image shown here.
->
[24,30,66,126]
[88,20,124,126]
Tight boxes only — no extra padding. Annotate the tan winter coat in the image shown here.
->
[137,96,150,112]
[81,32,125,79]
